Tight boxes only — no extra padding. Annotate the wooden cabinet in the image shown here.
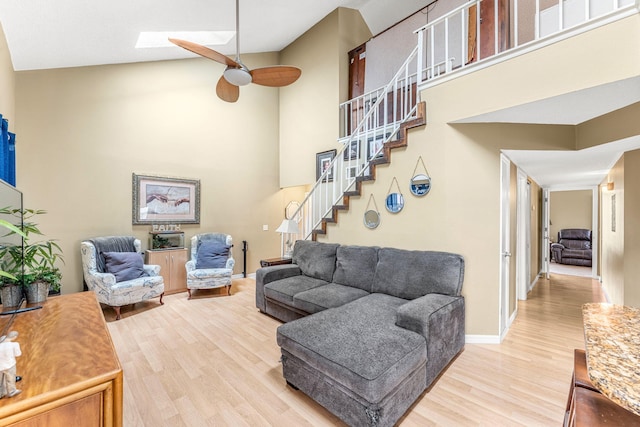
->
[0,292,123,426]
[146,248,188,295]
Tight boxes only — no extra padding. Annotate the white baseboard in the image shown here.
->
[465,335,501,344]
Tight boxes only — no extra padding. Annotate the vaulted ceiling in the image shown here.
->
[0,0,433,71]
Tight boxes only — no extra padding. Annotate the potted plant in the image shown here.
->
[0,208,64,304]
[0,217,27,307]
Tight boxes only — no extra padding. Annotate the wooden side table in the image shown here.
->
[260,257,293,267]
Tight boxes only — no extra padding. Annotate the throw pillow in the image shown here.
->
[103,252,146,282]
[196,242,230,269]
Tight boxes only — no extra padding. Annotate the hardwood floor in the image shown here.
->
[105,272,606,426]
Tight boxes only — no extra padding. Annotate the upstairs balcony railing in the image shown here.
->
[414,0,637,86]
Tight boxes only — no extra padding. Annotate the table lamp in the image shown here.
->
[276,219,300,258]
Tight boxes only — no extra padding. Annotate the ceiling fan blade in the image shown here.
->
[169,38,239,68]
[250,66,302,87]
[216,75,240,103]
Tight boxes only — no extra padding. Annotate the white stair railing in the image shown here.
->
[293,46,421,240]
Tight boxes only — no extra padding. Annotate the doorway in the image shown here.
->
[467,0,510,63]
[547,188,598,278]
[347,43,366,134]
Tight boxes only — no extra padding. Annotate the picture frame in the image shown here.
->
[343,139,360,161]
[346,166,358,180]
[132,174,200,225]
[316,149,337,182]
[367,133,389,161]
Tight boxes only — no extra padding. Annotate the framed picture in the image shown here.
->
[367,133,387,161]
[346,166,358,180]
[343,139,360,161]
[316,149,336,182]
[132,174,200,224]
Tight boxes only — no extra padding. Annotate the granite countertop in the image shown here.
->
[582,303,640,417]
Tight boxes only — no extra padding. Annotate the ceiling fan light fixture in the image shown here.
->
[223,66,252,86]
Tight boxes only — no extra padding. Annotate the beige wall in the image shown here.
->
[601,155,625,304]
[14,53,295,295]
[279,8,371,188]
[577,101,640,149]
[0,23,15,124]
[623,149,640,308]
[550,190,593,242]
[600,149,640,308]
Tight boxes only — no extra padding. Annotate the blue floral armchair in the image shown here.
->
[81,236,164,320]
[186,233,234,299]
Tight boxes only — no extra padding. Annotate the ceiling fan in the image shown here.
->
[169,0,302,103]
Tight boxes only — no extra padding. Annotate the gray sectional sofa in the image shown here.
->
[255,240,465,427]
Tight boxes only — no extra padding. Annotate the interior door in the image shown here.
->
[517,170,531,300]
[542,188,550,279]
[500,155,511,337]
[348,44,366,134]
[467,0,510,63]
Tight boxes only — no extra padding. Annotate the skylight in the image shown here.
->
[135,31,235,48]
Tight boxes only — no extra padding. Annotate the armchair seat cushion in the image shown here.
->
[110,275,164,296]
[187,268,233,280]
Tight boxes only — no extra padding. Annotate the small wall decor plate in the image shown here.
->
[363,209,381,229]
[385,177,404,214]
[410,173,431,196]
[363,194,381,229]
[410,156,431,197]
[385,193,404,213]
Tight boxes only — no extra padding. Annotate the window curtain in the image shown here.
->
[0,114,16,186]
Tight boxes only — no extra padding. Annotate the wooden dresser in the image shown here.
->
[0,292,123,426]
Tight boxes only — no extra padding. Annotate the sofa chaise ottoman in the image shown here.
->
[256,241,465,426]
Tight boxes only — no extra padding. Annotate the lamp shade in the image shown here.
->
[276,219,299,234]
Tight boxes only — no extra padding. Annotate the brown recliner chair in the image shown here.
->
[551,229,592,267]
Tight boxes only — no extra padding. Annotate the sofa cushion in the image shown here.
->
[372,248,464,299]
[332,245,378,292]
[264,275,329,306]
[277,293,425,403]
[562,248,593,260]
[103,252,146,282]
[292,240,339,282]
[293,283,369,314]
